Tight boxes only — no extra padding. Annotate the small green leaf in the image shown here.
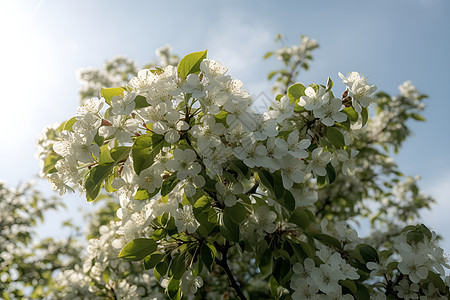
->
[42,155,61,174]
[341,279,357,295]
[153,228,167,240]
[110,146,131,162]
[263,51,274,59]
[132,134,166,175]
[409,113,426,121]
[326,163,336,184]
[143,252,166,270]
[427,271,446,293]
[258,249,273,278]
[99,145,114,164]
[314,233,341,249]
[298,241,315,258]
[268,70,278,80]
[342,107,358,122]
[257,170,275,195]
[177,50,207,80]
[167,280,181,300]
[287,83,306,103]
[228,159,250,179]
[118,238,157,261]
[154,260,169,282]
[407,231,424,244]
[84,147,131,202]
[326,77,333,91]
[85,163,115,202]
[269,276,282,299]
[170,254,186,280]
[356,283,370,300]
[223,203,247,224]
[62,117,78,132]
[161,173,179,196]
[358,244,379,263]
[361,107,369,127]
[101,87,125,105]
[289,208,310,229]
[134,95,150,109]
[200,244,214,272]
[220,215,240,242]
[326,127,346,148]
[272,258,290,285]
[134,188,160,200]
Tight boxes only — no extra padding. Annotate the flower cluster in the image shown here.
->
[50,220,164,299]
[37,47,450,300]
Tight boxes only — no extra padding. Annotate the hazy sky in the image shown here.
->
[1,0,449,251]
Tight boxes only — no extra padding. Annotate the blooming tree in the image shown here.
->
[0,181,83,299]
[35,37,450,299]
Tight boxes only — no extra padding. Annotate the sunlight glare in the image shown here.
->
[0,1,52,143]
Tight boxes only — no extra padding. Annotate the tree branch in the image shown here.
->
[214,241,246,300]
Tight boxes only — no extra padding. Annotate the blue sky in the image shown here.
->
[1,0,449,251]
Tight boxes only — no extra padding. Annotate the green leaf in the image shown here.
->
[101,87,125,105]
[104,173,116,193]
[427,271,446,293]
[272,258,290,285]
[289,208,310,229]
[134,95,150,109]
[170,254,186,280]
[223,203,247,224]
[167,278,181,300]
[99,145,114,164]
[220,214,240,242]
[356,283,370,300]
[153,228,167,240]
[326,163,336,184]
[358,244,379,263]
[134,188,160,200]
[326,77,333,91]
[341,279,357,295]
[200,244,214,272]
[406,231,424,244]
[298,241,315,258]
[326,126,346,148]
[361,107,369,127]
[342,107,358,122]
[110,146,132,162]
[263,51,274,59]
[228,159,250,179]
[258,170,295,211]
[287,83,306,103]
[177,50,207,80]
[84,147,131,202]
[42,154,61,174]
[313,233,341,249]
[290,242,308,262]
[154,260,169,282]
[269,276,282,300]
[258,249,273,278]
[118,238,157,261]
[268,70,278,80]
[62,117,78,132]
[161,173,179,196]
[257,170,275,195]
[85,163,115,202]
[409,113,426,121]
[132,134,166,175]
[143,252,166,270]
[94,132,104,147]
